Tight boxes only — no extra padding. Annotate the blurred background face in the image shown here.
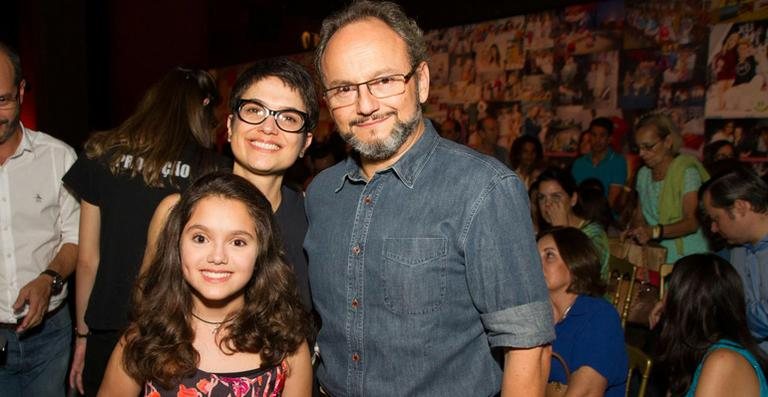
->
[537,180,575,224]
[714,144,735,162]
[480,117,499,145]
[635,125,668,169]
[520,142,537,167]
[589,125,610,154]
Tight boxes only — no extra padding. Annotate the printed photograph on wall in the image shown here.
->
[705,19,768,118]
[624,1,711,50]
[705,118,768,158]
[620,49,662,109]
[559,1,624,55]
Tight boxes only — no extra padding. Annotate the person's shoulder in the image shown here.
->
[433,138,513,178]
[26,128,76,156]
[697,346,760,392]
[306,160,347,195]
[580,296,622,322]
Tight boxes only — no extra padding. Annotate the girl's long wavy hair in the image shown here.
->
[122,172,310,388]
[657,254,768,395]
[84,67,220,187]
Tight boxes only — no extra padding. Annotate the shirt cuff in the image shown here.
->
[480,300,555,348]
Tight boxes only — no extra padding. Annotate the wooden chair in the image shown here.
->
[658,263,673,300]
[625,345,653,397]
[608,255,637,328]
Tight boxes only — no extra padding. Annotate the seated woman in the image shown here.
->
[98,173,312,396]
[657,253,768,396]
[538,227,628,397]
[535,168,610,277]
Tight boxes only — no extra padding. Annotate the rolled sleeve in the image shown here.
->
[481,300,555,348]
[58,148,80,245]
[464,173,554,348]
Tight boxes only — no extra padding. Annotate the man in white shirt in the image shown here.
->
[0,41,79,396]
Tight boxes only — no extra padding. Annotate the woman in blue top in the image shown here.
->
[657,253,768,396]
[538,227,628,397]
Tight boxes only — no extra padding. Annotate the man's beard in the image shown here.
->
[0,113,20,145]
[341,104,422,162]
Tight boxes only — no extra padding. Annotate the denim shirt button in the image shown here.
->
[352,245,361,255]
[352,353,360,362]
[351,298,359,308]
[363,195,372,204]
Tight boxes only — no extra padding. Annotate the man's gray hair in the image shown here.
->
[314,0,428,84]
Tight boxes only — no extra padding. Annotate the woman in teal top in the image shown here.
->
[534,168,610,278]
[627,113,709,263]
[658,254,768,396]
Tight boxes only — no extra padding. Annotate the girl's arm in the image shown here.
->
[69,201,101,394]
[97,337,142,397]
[282,341,313,397]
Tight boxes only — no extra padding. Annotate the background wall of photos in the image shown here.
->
[421,0,768,170]
[212,0,768,174]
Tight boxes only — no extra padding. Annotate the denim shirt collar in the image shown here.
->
[745,234,768,255]
[334,119,440,192]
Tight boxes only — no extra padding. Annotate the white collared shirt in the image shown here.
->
[0,124,79,322]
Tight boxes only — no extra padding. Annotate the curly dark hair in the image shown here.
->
[122,172,310,389]
[657,254,768,395]
[537,226,606,297]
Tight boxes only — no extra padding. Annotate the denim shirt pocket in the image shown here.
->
[382,237,448,315]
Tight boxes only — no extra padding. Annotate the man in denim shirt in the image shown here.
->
[701,167,768,352]
[305,2,554,396]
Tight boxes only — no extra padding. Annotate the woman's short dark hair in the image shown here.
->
[538,227,606,297]
[229,57,319,133]
[700,165,768,214]
[658,254,768,395]
[509,135,543,170]
[122,172,310,388]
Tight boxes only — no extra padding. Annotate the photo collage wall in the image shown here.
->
[421,0,768,169]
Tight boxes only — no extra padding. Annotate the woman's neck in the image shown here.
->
[566,213,585,229]
[651,155,674,181]
[233,164,283,212]
[550,290,578,323]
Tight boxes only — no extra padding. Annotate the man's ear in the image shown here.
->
[17,79,25,106]
[416,61,430,104]
[733,199,752,217]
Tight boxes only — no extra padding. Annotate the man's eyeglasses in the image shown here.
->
[636,140,662,152]
[0,92,19,110]
[323,66,418,108]
[235,99,308,133]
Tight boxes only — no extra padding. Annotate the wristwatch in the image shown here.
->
[40,269,64,295]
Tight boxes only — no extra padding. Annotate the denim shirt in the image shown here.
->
[730,234,768,353]
[305,120,554,397]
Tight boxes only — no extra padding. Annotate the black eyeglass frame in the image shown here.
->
[234,98,309,133]
[322,65,419,103]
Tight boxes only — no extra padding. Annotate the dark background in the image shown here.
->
[2,0,588,148]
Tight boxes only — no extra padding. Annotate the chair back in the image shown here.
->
[625,345,653,397]
[608,255,637,328]
[658,263,674,300]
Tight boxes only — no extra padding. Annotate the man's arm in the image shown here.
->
[502,345,551,397]
[13,242,77,332]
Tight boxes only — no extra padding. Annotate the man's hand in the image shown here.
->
[12,275,53,333]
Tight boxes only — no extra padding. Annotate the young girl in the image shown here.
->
[98,172,312,396]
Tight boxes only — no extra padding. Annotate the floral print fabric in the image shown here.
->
[144,361,286,397]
